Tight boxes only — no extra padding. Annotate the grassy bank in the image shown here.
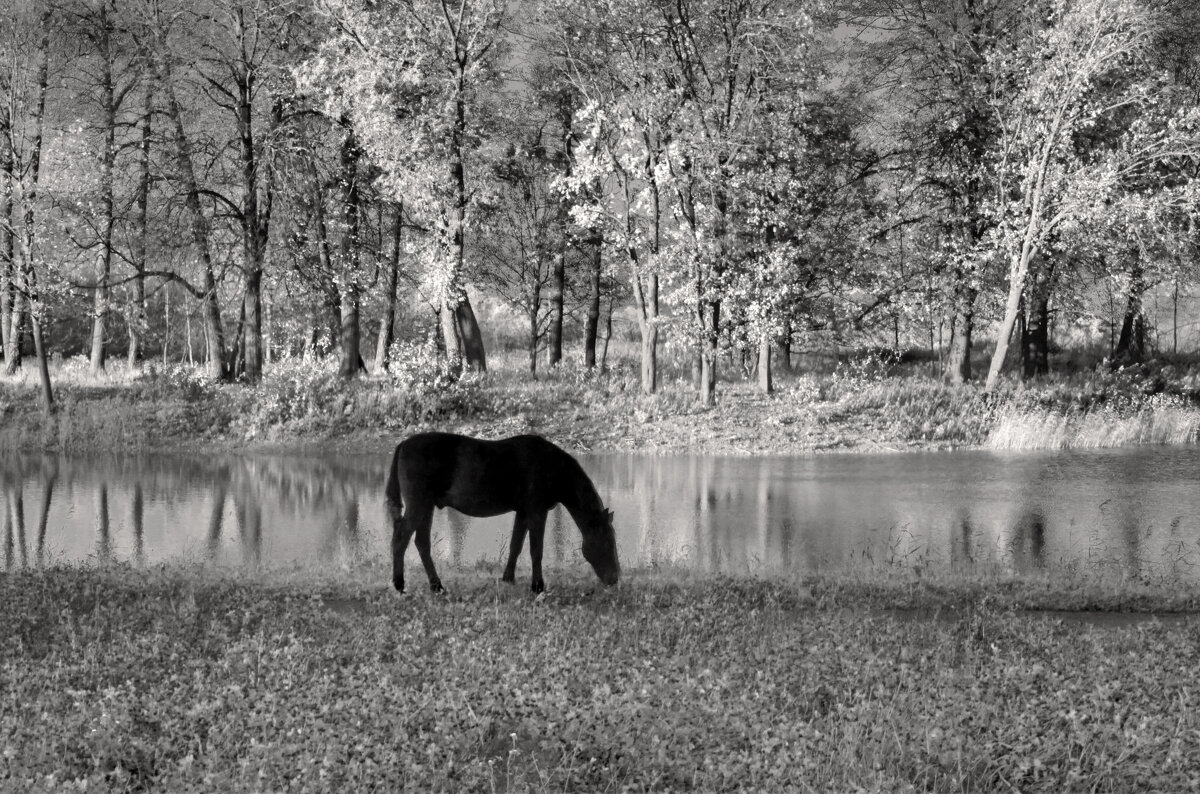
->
[3,563,1200,792]
[2,351,1199,455]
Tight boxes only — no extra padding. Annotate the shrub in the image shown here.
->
[383,338,464,395]
[130,363,213,402]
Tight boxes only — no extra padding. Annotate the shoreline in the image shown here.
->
[3,363,1199,458]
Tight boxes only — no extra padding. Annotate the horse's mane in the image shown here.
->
[550,441,605,519]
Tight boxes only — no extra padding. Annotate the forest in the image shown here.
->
[2,0,1200,416]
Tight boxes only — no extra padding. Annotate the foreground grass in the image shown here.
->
[4,564,1200,792]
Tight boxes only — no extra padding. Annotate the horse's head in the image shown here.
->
[581,508,620,586]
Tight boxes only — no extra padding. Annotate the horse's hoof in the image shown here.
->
[500,575,515,584]
[531,581,545,595]
[393,580,405,593]
[431,582,446,594]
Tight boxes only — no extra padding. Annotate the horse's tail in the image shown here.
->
[385,448,403,523]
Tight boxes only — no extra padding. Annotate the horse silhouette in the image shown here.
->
[386,432,620,593]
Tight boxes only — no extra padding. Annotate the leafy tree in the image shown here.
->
[477,141,563,372]
[848,0,1025,384]
[1,1,56,408]
[300,0,508,373]
[544,0,683,394]
[982,0,1195,390]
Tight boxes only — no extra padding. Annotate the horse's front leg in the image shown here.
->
[527,511,547,594]
[502,512,527,584]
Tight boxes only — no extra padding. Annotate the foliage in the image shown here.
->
[6,349,1200,454]
[228,347,487,438]
[3,564,1200,792]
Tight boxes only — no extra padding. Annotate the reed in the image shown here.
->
[988,397,1200,450]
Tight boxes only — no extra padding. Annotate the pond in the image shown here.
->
[2,447,1199,581]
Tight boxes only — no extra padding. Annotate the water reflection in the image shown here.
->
[2,448,1200,581]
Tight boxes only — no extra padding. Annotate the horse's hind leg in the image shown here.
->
[527,511,547,594]
[411,505,444,593]
[390,499,419,593]
[502,512,528,584]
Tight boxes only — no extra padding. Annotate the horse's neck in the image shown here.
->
[559,463,603,522]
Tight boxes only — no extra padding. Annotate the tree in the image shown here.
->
[848,0,1025,384]
[134,0,232,381]
[546,0,687,394]
[372,200,406,372]
[301,0,507,373]
[657,0,818,405]
[71,0,130,373]
[2,3,56,409]
[982,0,1193,390]
[192,0,296,383]
[477,141,564,372]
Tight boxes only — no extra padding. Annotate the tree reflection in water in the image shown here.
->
[2,448,1200,581]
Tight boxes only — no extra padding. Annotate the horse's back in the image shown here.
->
[390,432,570,517]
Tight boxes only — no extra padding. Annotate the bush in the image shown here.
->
[383,338,465,395]
[130,363,214,402]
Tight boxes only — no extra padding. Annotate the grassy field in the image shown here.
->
[3,562,1200,793]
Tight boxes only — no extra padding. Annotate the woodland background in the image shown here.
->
[3,0,1200,415]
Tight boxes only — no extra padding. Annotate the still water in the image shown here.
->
[2,448,1199,580]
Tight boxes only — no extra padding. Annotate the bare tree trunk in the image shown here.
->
[548,248,565,366]
[89,7,118,374]
[699,301,719,405]
[583,229,601,369]
[757,332,773,394]
[453,289,485,371]
[528,302,539,374]
[0,102,14,374]
[439,301,461,365]
[639,294,657,392]
[444,69,486,371]
[946,281,976,384]
[337,123,363,379]
[128,83,151,369]
[24,11,53,412]
[600,296,612,370]
[699,185,729,406]
[985,246,1034,392]
[1022,291,1050,378]
[153,52,227,381]
[235,71,277,383]
[1021,261,1056,379]
[624,170,659,394]
[374,204,403,372]
[1113,256,1146,367]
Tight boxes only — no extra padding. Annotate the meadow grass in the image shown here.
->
[3,561,1200,792]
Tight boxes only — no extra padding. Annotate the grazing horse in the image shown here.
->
[386,432,620,594]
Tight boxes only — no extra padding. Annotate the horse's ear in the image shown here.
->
[605,508,614,522]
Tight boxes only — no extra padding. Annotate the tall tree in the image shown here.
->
[848,0,1022,384]
[193,0,295,383]
[301,0,505,372]
[0,62,16,374]
[13,5,55,410]
[63,0,136,374]
[982,0,1187,390]
[135,0,231,380]
[373,201,405,371]
[127,77,152,368]
[546,0,683,394]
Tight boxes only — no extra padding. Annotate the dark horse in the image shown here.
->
[386,432,620,593]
